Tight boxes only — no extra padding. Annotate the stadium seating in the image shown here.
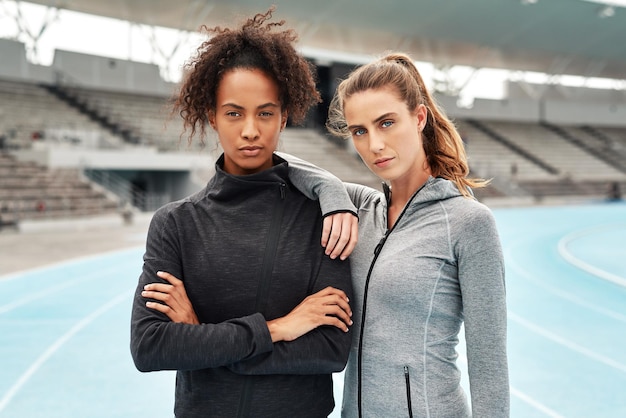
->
[457,119,626,201]
[55,85,188,151]
[2,73,626,221]
[0,152,119,225]
[0,79,122,150]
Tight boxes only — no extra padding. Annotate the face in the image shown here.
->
[344,86,429,187]
[208,68,287,175]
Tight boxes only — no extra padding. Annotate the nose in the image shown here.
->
[242,116,260,141]
[368,131,385,153]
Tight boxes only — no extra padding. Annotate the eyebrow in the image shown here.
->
[220,102,281,110]
[347,112,396,131]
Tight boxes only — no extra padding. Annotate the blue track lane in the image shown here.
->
[497,202,626,418]
[1,202,625,417]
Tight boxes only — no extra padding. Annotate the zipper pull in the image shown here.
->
[279,183,286,199]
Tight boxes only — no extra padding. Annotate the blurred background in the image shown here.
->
[0,0,625,223]
[0,0,625,417]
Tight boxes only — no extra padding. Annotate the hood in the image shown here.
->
[398,176,465,217]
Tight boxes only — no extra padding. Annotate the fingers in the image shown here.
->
[321,212,359,260]
[322,214,344,258]
[143,271,185,304]
[306,287,353,326]
[339,217,359,260]
[156,270,182,285]
[145,300,172,315]
[269,287,353,342]
[141,271,200,324]
[321,216,333,248]
[314,286,349,302]
[323,303,352,330]
[141,288,172,304]
[321,313,351,333]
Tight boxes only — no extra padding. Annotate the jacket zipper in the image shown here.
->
[357,182,428,418]
[237,182,286,418]
[356,232,387,418]
[404,366,414,418]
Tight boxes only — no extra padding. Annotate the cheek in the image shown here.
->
[216,127,236,149]
[352,140,376,167]
[351,138,367,155]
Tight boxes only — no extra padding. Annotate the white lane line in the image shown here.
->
[505,247,626,323]
[0,246,142,282]
[0,261,139,314]
[0,277,94,314]
[510,387,563,418]
[557,224,626,288]
[0,289,133,413]
[509,311,626,374]
[459,327,563,417]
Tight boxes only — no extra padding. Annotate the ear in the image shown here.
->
[280,111,288,131]
[208,110,216,130]
[414,104,427,132]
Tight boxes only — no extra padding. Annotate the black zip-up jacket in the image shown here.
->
[130,155,353,418]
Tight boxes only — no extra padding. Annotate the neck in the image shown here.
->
[388,172,430,209]
[386,172,430,229]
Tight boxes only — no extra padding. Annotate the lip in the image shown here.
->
[373,157,394,168]
[239,145,262,156]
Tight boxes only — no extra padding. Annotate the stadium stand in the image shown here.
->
[457,118,626,201]
[0,78,122,150]
[3,67,626,222]
[2,8,626,225]
[46,84,189,151]
[0,151,119,226]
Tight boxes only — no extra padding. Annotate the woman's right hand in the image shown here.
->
[267,286,352,342]
[321,212,358,260]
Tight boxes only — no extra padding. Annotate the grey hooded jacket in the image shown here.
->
[283,153,509,418]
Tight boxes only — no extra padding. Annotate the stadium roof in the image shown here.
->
[25,0,626,80]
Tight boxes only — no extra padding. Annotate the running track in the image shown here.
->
[1,201,625,417]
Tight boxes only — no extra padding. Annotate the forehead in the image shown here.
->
[216,68,280,106]
[344,86,407,121]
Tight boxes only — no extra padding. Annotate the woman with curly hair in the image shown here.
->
[130,8,356,417]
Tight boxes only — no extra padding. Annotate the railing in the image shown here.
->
[82,168,168,211]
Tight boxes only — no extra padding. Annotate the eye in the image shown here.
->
[352,127,367,137]
[259,111,274,117]
[226,111,241,117]
[381,120,393,128]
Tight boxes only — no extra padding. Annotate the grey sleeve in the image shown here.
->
[456,205,510,417]
[276,151,357,217]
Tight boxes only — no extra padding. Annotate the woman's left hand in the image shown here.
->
[321,212,358,260]
[141,271,200,324]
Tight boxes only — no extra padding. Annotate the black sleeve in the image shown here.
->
[227,254,354,375]
[129,206,274,372]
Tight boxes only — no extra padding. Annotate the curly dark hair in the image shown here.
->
[174,7,321,144]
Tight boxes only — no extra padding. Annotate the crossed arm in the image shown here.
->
[142,212,358,342]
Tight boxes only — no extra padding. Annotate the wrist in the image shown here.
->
[266,319,283,343]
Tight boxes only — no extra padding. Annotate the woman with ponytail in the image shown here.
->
[287,52,509,417]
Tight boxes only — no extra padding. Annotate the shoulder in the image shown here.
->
[346,182,385,207]
[443,196,498,240]
[150,188,206,226]
[447,194,494,220]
